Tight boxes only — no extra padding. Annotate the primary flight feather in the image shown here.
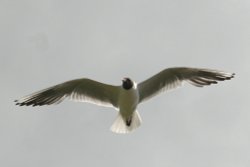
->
[15,67,235,134]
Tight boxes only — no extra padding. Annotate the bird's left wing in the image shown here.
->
[15,78,120,108]
[138,67,234,103]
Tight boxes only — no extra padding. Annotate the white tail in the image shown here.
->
[110,111,142,134]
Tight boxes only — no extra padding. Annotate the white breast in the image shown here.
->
[118,87,139,117]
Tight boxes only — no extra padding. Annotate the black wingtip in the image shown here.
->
[14,100,23,106]
[15,102,26,106]
[14,100,20,106]
[227,73,235,80]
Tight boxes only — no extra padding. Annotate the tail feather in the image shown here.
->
[110,111,142,134]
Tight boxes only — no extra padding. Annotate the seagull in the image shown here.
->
[15,67,235,134]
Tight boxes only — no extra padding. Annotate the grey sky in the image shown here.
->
[1,0,250,167]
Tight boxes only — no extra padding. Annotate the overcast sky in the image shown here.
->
[1,0,250,167]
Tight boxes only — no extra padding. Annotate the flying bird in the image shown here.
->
[15,67,234,134]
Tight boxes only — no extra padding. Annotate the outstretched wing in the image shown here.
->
[15,78,120,108]
[138,67,235,103]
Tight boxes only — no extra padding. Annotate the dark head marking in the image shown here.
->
[122,78,133,90]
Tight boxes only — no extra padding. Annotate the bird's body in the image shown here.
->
[111,81,141,133]
[118,84,138,120]
[15,67,235,134]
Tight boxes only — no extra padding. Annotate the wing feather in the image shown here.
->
[15,78,120,108]
[138,67,234,103]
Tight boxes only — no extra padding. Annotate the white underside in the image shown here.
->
[110,110,142,134]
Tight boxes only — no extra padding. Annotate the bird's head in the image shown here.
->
[122,78,133,90]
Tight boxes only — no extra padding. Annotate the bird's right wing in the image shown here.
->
[15,78,120,108]
[138,67,234,103]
